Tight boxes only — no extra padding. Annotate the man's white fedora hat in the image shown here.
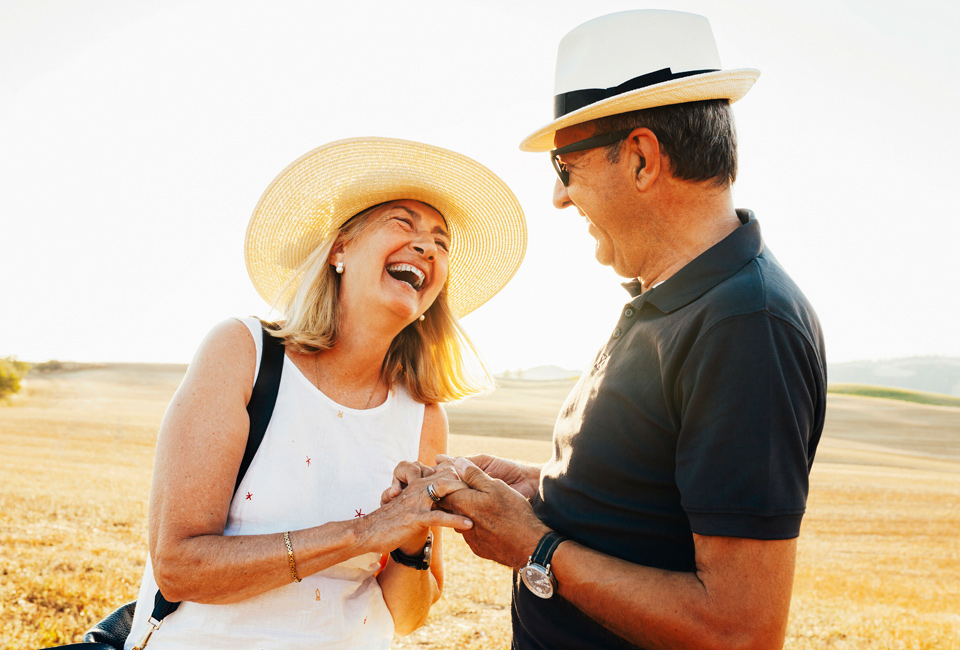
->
[520,10,760,152]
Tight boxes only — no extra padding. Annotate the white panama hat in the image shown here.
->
[520,10,760,152]
[245,137,527,318]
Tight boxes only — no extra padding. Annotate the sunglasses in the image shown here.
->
[550,130,633,186]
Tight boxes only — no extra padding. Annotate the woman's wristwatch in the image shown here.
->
[389,531,433,570]
[519,531,567,599]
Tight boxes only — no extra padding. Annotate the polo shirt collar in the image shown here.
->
[624,210,763,313]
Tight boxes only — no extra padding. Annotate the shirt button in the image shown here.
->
[624,307,635,318]
[613,327,622,338]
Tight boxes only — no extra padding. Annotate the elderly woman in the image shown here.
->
[122,138,526,649]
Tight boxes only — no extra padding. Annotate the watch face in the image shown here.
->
[422,537,433,567]
[520,565,555,599]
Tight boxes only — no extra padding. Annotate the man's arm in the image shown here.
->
[550,534,795,650]
[444,458,796,650]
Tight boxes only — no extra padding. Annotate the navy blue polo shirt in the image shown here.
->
[512,210,827,650]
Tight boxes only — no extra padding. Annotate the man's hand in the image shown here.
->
[440,457,550,570]
[437,453,541,499]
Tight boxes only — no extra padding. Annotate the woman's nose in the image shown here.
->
[412,238,435,260]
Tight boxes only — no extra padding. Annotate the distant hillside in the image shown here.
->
[497,365,581,381]
[829,357,960,397]
[829,383,960,408]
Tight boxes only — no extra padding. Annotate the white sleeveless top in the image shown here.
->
[125,317,424,650]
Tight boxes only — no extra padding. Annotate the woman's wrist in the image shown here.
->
[397,530,431,557]
[350,511,376,555]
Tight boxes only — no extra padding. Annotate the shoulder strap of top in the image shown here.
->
[147,321,286,629]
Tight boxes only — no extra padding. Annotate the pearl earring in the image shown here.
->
[335,261,344,274]
[419,314,426,321]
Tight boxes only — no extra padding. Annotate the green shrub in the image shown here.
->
[31,360,64,373]
[0,357,31,399]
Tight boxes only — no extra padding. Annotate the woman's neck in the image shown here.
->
[310,304,404,407]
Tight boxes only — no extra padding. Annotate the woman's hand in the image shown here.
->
[380,457,462,505]
[381,460,436,505]
[363,464,470,556]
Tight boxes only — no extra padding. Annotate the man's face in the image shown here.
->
[552,123,643,277]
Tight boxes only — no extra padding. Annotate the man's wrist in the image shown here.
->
[519,530,568,599]
[514,524,553,571]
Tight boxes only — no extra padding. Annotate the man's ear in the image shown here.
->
[625,127,660,192]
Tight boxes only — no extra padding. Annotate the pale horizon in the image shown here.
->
[3,0,959,374]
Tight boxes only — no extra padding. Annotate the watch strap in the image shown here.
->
[390,532,432,571]
[530,531,567,568]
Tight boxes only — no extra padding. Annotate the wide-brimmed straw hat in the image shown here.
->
[245,137,526,318]
[520,10,760,152]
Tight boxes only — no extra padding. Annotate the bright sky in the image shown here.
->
[2,0,958,375]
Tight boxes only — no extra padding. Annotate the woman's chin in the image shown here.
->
[381,299,422,326]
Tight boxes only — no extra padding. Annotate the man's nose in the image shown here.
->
[553,178,573,210]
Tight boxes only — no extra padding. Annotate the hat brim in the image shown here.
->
[519,69,760,152]
[245,137,526,318]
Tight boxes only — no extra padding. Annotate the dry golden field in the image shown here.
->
[2,368,959,649]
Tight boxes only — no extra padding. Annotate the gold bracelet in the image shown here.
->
[283,531,301,583]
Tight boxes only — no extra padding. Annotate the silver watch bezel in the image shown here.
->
[520,559,557,599]
[421,531,433,567]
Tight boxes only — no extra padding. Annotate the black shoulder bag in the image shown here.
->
[45,322,285,650]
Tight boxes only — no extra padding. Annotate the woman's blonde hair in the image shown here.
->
[270,201,492,404]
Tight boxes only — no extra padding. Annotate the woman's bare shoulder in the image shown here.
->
[181,318,260,399]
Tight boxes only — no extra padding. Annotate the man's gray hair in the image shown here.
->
[593,99,738,187]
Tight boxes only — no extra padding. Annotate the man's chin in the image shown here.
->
[595,250,635,279]
[593,244,616,272]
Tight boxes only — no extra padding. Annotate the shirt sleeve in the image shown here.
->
[674,310,824,540]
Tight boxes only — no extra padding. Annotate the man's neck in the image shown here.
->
[638,182,740,292]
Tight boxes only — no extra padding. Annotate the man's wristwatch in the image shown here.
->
[389,531,433,571]
[519,531,567,599]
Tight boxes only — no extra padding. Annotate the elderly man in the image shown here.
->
[440,9,827,650]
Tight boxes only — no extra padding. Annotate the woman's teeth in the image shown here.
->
[386,263,425,290]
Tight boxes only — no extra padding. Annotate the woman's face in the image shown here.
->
[335,200,450,324]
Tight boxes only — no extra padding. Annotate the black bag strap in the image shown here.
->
[235,322,286,494]
[149,322,286,625]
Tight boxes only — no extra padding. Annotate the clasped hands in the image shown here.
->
[381,455,550,570]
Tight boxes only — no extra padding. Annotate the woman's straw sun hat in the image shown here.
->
[520,10,760,152]
[245,137,526,318]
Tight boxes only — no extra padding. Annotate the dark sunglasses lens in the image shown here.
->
[552,155,569,186]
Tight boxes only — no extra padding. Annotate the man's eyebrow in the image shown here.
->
[398,206,449,239]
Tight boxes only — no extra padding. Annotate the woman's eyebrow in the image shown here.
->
[398,206,449,239]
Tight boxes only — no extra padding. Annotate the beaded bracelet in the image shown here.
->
[283,531,302,583]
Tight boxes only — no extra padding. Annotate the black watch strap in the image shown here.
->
[390,532,433,570]
[530,531,567,568]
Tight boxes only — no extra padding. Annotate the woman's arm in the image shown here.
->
[376,402,450,635]
[149,321,466,605]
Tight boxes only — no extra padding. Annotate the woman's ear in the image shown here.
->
[329,239,346,269]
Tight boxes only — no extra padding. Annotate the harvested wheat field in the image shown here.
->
[2,367,959,649]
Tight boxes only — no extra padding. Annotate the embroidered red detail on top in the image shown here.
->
[306,456,311,466]
[246,492,252,500]
[355,509,365,518]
